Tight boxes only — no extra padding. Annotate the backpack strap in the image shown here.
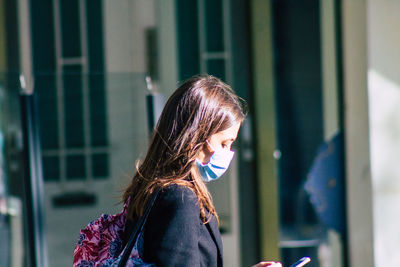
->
[117,187,161,267]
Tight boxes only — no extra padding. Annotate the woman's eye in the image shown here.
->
[222,143,231,150]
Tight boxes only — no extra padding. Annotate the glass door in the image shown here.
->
[0,73,34,266]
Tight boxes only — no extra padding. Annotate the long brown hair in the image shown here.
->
[123,75,246,222]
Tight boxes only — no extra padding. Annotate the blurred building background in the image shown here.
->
[0,0,397,266]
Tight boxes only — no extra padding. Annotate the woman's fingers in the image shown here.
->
[252,261,282,267]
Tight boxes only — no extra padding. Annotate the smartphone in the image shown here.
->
[289,257,311,267]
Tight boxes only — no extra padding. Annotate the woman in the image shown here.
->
[123,76,281,266]
[122,75,281,267]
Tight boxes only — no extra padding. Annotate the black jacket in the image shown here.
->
[137,184,223,266]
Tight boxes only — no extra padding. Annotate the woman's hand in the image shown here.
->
[252,261,282,267]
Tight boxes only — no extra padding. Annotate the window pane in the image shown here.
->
[60,0,81,57]
[86,1,108,146]
[30,0,55,71]
[207,59,226,81]
[37,74,59,149]
[64,65,84,148]
[66,154,85,180]
[92,153,108,179]
[30,0,58,150]
[86,0,104,72]
[205,0,224,52]
[42,156,60,182]
[89,73,108,147]
[176,0,200,80]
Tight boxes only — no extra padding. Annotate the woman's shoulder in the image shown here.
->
[156,184,199,211]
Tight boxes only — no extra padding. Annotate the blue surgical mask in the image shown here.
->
[196,142,235,182]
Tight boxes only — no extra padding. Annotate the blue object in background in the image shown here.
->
[304,132,345,234]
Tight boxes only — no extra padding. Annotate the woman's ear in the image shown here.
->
[197,142,214,164]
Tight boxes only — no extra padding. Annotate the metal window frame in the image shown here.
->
[51,0,108,185]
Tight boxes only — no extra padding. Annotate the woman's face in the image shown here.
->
[197,122,241,164]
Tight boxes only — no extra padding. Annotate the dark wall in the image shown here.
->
[272,0,323,225]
